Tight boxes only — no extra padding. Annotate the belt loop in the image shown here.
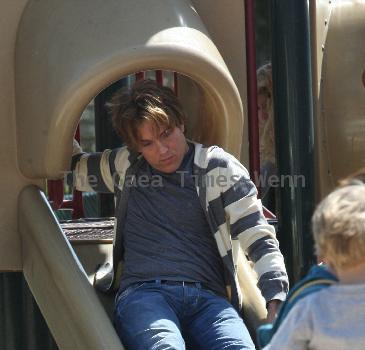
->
[155,279,161,285]
[196,282,202,289]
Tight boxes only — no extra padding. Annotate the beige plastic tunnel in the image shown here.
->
[15,0,243,179]
[315,1,365,196]
[14,1,266,348]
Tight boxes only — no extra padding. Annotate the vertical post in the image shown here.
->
[48,127,84,218]
[244,0,260,190]
[135,71,145,81]
[71,126,84,219]
[155,70,163,85]
[173,72,178,95]
[271,0,316,282]
[47,180,64,210]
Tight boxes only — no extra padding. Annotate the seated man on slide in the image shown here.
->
[71,80,288,350]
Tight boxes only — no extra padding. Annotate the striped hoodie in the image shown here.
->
[71,141,288,310]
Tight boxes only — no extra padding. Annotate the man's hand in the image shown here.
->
[265,299,282,323]
[73,138,83,156]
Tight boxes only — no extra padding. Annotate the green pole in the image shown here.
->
[271,0,316,283]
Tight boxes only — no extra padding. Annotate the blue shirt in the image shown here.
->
[120,144,226,296]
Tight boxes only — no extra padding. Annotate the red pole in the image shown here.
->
[47,179,64,210]
[244,0,260,192]
[48,125,85,218]
[135,71,145,81]
[155,70,163,85]
[173,72,178,96]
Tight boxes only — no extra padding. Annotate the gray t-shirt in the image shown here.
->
[119,144,227,296]
[264,282,365,350]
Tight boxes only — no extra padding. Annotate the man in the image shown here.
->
[71,80,288,349]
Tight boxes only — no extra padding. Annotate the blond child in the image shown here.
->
[263,181,365,349]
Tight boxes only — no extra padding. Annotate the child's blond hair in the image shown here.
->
[312,183,365,270]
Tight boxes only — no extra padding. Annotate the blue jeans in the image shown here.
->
[114,281,255,350]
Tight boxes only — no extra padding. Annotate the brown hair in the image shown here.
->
[109,79,186,150]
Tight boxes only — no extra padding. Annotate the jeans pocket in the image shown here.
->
[115,282,146,306]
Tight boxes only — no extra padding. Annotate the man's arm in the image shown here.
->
[69,139,121,194]
[220,153,289,306]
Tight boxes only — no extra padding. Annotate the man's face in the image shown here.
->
[136,120,188,173]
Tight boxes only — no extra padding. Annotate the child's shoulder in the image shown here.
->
[290,281,361,319]
[256,265,338,348]
[292,283,335,308]
[287,266,339,311]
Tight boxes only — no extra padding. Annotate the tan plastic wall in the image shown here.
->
[0,0,41,270]
[0,0,246,270]
[190,0,249,165]
[315,0,365,198]
[311,0,333,199]
[15,0,243,180]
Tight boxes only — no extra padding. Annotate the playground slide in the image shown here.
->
[13,1,267,348]
[18,185,267,348]
[18,185,124,350]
